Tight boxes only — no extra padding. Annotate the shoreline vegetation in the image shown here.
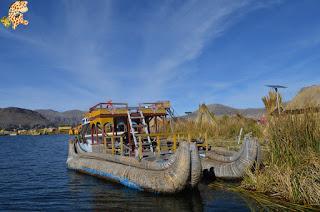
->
[173,91,319,208]
[241,110,320,206]
[241,91,319,206]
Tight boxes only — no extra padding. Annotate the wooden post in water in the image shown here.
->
[138,136,143,160]
[111,136,115,155]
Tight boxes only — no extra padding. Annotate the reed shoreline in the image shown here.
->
[173,103,320,207]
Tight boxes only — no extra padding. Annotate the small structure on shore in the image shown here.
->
[68,125,81,135]
[195,104,217,127]
[58,126,72,134]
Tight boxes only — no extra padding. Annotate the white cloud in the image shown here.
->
[49,0,262,104]
[140,0,255,87]
[0,0,284,111]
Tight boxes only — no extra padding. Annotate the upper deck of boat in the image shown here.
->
[86,101,170,118]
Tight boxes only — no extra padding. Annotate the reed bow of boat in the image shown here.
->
[67,140,201,193]
[201,138,261,179]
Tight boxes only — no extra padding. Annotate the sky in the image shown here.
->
[0,0,319,114]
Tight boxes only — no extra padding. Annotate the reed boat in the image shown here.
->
[201,138,261,179]
[66,101,202,193]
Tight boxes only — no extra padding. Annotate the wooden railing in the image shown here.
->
[101,132,209,159]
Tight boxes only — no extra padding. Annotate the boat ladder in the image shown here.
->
[166,107,176,132]
[127,110,154,154]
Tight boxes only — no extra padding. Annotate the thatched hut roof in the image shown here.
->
[286,85,320,110]
[195,104,217,126]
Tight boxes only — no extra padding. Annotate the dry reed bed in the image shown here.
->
[173,115,263,141]
[174,110,319,206]
[242,112,320,206]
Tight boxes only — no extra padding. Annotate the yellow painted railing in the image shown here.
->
[102,131,209,157]
[104,134,125,155]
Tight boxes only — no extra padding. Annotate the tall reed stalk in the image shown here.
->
[173,115,262,141]
[242,111,320,205]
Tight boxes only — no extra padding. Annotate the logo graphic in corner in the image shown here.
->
[1,1,29,30]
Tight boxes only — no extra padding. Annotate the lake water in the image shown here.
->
[0,135,281,211]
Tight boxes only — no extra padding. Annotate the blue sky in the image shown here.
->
[0,0,319,113]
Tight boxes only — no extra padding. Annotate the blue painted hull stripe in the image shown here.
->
[81,167,143,191]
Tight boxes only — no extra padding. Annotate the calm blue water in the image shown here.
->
[0,135,273,211]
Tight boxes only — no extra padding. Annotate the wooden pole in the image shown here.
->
[120,136,124,156]
[102,124,106,152]
[111,135,115,155]
[91,124,94,144]
[275,88,280,115]
[127,117,132,155]
[155,116,158,133]
[237,128,243,144]
[173,134,177,152]
[156,135,160,156]
[96,125,99,144]
[188,133,191,142]
[138,136,142,160]
[104,136,107,153]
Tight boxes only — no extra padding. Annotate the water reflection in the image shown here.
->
[68,170,283,211]
[68,171,203,211]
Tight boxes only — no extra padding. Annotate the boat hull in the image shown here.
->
[67,140,201,193]
[201,138,261,179]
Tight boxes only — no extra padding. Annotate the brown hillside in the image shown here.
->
[35,109,84,126]
[0,107,51,130]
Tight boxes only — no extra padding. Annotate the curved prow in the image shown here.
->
[189,142,202,187]
[67,140,202,193]
[201,138,261,179]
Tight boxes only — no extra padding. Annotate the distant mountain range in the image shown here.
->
[0,104,264,130]
[35,109,84,126]
[0,108,84,130]
[0,107,51,130]
[0,85,318,130]
[185,104,265,119]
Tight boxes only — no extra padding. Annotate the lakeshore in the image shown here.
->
[0,135,308,211]
[0,126,79,136]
